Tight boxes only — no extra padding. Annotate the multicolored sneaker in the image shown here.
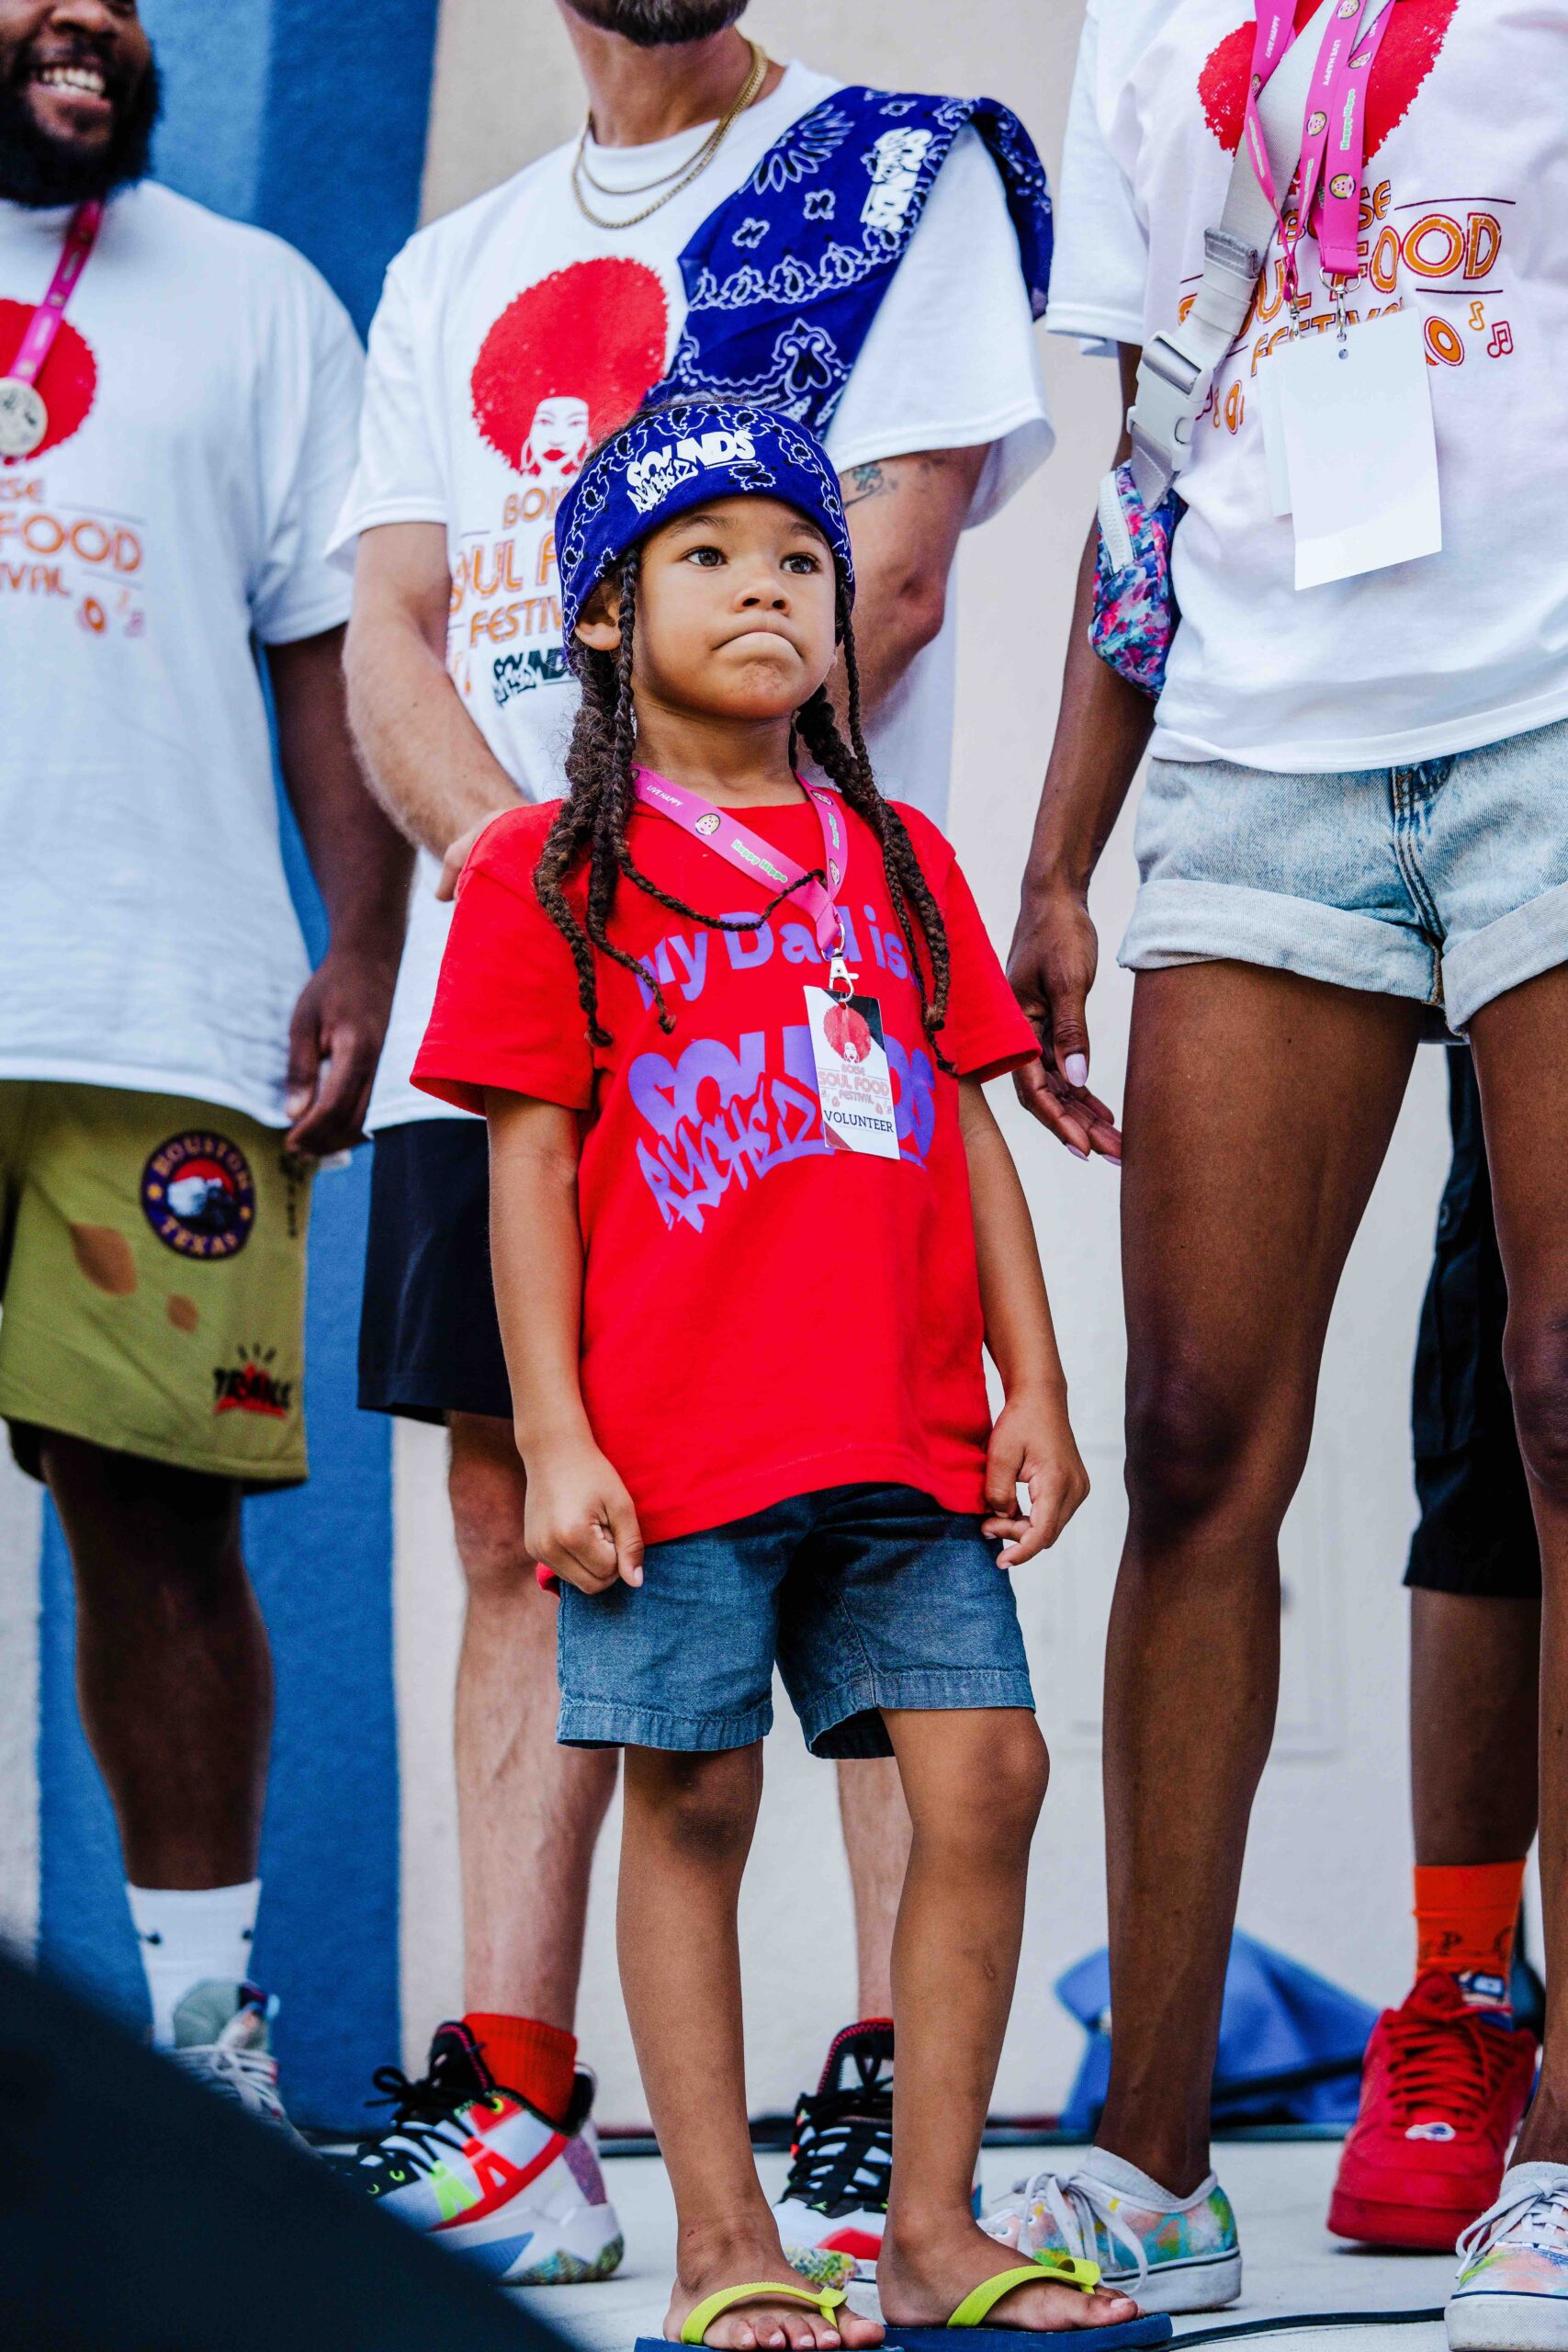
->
[1329,1972,1539,2251]
[169,1979,297,2134]
[773,2020,895,2285]
[981,2156,1241,2314]
[322,2021,624,2285]
[1449,2163,1568,2348]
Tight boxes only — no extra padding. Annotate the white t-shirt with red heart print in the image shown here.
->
[0,182,361,1126]
[1049,0,1568,773]
[331,61,1053,1129]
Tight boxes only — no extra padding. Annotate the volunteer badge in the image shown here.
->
[141,1132,256,1260]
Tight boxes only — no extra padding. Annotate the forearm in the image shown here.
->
[961,1081,1066,1401]
[267,628,412,956]
[344,535,521,862]
[1022,343,1153,906]
[486,1092,592,1460]
[1021,519,1153,902]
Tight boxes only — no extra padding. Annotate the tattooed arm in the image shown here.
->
[837,445,990,712]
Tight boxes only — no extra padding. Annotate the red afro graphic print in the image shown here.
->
[0,303,96,459]
[1199,0,1459,156]
[469,256,668,481]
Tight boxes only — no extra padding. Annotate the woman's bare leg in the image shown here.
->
[1096,964,1423,2192]
[1468,964,1568,2163]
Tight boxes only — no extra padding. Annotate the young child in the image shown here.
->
[412,401,1145,2349]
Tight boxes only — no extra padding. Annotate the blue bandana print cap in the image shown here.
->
[555,399,855,651]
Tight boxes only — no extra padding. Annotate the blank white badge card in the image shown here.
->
[1275,305,1442,591]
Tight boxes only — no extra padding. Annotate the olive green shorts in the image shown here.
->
[0,1082,311,1486]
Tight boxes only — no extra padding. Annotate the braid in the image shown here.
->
[536,570,953,1077]
[795,582,955,1074]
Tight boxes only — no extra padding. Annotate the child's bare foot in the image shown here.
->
[666,2224,885,2350]
[879,2220,1142,2335]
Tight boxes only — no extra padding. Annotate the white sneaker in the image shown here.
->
[982,2153,1242,2314]
[169,1979,297,2133]
[1449,2162,1568,2348]
[323,2021,624,2286]
[773,2021,894,2285]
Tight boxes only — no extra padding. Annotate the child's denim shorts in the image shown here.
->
[555,1482,1035,1758]
[1121,715,1568,1034]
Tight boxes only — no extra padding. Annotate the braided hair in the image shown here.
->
[534,559,955,1072]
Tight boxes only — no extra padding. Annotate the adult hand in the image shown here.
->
[284,942,400,1157]
[522,1436,646,1595]
[1007,882,1122,1161]
[435,815,504,903]
[982,1387,1090,1566]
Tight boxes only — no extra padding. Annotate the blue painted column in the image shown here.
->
[36,0,441,2128]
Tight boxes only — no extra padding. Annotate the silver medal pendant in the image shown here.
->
[0,378,48,460]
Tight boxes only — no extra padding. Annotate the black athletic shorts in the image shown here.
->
[1404,1047,1539,1599]
[358,1120,512,1424]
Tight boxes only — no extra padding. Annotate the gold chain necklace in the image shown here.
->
[570,39,768,231]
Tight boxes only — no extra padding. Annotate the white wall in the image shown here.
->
[400,0,1450,2127]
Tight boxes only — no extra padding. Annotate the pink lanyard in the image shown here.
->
[5,198,101,390]
[1245,0,1397,293]
[632,766,851,964]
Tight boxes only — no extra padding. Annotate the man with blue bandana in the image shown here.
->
[331,0,1052,2287]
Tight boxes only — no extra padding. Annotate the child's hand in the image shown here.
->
[523,1435,646,1595]
[982,1388,1089,1566]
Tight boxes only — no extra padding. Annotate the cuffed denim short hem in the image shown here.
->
[1121,877,1438,1006]
[1443,878,1568,1033]
[1121,720,1568,1035]
[796,1667,1038,1761]
[557,1695,773,1753]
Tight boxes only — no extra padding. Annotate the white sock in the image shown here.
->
[1087,2146,1214,2209]
[126,1880,261,2047]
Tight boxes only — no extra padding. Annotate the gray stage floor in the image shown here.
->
[513,2141,1452,2351]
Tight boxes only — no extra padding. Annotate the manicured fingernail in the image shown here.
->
[1067,1143,1089,1160]
[1064,1052,1089,1088]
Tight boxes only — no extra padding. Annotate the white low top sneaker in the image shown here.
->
[982,2152,1242,2315]
[1449,2162,1568,2350]
[322,2021,624,2287]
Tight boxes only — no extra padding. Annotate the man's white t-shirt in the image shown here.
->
[333,62,1052,1129]
[0,182,363,1126]
[1049,0,1568,773]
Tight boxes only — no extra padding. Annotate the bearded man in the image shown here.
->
[0,0,409,2120]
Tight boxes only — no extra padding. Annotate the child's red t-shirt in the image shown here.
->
[412,794,1040,1545]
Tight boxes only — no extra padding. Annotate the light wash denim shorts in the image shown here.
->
[1121,716,1568,1033]
[556,1482,1034,1759]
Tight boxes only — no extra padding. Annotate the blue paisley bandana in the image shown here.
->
[660,86,1053,431]
[556,400,854,650]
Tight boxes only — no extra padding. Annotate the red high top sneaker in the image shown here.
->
[1328,1971,1539,2252]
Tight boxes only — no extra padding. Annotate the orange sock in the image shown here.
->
[1414,1860,1526,2008]
[465,2011,578,2122]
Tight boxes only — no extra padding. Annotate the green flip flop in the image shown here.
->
[950,2259,1102,2324]
[883,2256,1175,2352]
[655,2279,849,2347]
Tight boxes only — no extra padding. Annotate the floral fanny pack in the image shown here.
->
[1089,460,1184,701]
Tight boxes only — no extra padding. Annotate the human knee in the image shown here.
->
[1506,1314,1568,1508]
[1124,1358,1283,1544]
[48,1443,246,1617]
[979,1714,1050,1840]
[631,1747,761,1868]
[449,1447,535,1601]
[909,1715,1048,1864]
